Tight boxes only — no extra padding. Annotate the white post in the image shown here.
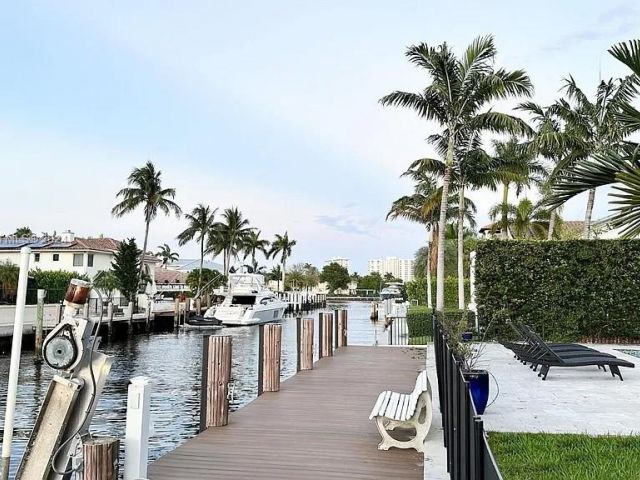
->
[1,247,31,480]
[468,251,478,330]
[124,376,152,480]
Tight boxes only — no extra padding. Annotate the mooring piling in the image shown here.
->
[258,324,282,394]
[200,335,232,430]
[83,437,119,480]
[34,289,46,363]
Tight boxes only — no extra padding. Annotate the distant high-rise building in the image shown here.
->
[367,256,414,282]
[325,257,351,273]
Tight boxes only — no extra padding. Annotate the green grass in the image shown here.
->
[408,335,432,345]
[489,432,640,480]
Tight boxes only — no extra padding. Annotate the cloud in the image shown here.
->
[541,3,637,53]
[315,214,376,236]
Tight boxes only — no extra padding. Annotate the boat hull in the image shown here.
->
[215,306,286,326]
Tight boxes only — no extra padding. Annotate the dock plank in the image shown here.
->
[150,346,426,479]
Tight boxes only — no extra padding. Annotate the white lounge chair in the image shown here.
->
[369,370,432,453]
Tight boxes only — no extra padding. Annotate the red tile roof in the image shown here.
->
[155,269,188,284]
[71,237,121,252]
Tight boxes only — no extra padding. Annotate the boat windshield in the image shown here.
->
[229,274,265,291]
[231,295,256,305]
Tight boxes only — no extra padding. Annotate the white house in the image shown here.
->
[0,230,160,282]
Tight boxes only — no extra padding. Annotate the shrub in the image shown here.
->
[405,277,469,308]
[31,269,90,303]
[407,307,477,343]
[476,240,640,341]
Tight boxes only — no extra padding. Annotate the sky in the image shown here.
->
[0,1,638,273]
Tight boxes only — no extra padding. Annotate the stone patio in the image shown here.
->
[470,343,640,435]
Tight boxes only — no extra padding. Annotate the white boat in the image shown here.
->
[213,273,287,326]
[380,282,404,301]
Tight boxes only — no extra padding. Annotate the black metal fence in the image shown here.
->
[387,316,409,345]
[433,315,503,480]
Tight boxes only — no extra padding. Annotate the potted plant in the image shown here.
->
[441,311,491,415]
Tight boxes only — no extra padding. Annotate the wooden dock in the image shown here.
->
[150,346,426,479]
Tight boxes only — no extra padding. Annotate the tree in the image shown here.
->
[380,35,533,311]
[112,238,141,302]
[13,227,34,237]
[207,207,251,277]
[92,270,119,303]
[268,232,297,291]
[320,262,350,293]
[243,230,270,271]
[112,161,181,289]
[358,272,383,292]
[0,261,19,301]
[546,40,640,238]
[156,243,179,268]
[301,263,320,291]
[267,265,283,292]
[490,138,547,239]
[285,265,306,290]
[177,204,217,296]
[186,268,226,296]
[489,198,552,239]
[547,72,635,237]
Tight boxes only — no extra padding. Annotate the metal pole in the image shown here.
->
[1,246,31,480]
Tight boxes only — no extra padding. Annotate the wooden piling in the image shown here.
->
[83,437,119,480]
[185,298,191,319]
[318,312,324,360]
[200,335,232,430]
[338,309,348,347]
[321,313,333,358]
[34,289,45,363]
[127,301,134,335]
[107,301,114,339]
[298,318,314,371]
[258,324,282,394]
[333,309,339,350]
[174,298,180,329]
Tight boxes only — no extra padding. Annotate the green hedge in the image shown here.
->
[476,240,640,341]
[407,307,476,344]
[406,277,469,308]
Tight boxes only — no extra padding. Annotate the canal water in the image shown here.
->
[0,301,392,476]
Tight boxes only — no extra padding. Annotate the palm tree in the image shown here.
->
[243,230,270,271]
[547,73,636,238]
[177,204,217,296]
[112,161,181,288]
[269,232,297,291]
[207,207,251,276]
[546,40,640,237]
[13,227,34,237]
[267,265,283,292]
[156,243,179,268]
[388,162,475,308]
[490,198,551,239]
[490,138,547,239]
[380,35,533,311]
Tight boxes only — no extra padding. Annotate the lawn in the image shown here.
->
[489,432,640,480]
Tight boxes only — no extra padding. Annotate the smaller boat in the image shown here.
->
[184,305,223,330]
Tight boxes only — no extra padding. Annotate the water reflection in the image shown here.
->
[0,301,389,476]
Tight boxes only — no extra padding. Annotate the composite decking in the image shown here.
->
[149,345,426,479]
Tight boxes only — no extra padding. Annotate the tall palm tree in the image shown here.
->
[267,265,283,292]
[546,41,640,237]
[243,230,270,271]
[269,232,297,292]
[491,138,547,239]
[177,204,217,296]
[207,207,252,277]
[112,161,181,288]
[380,35,533,311]
[548,73,636,237]
[156,243,179,268]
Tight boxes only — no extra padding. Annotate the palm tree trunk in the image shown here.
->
[138,218,151,292]
[436,151,453,312]
[425,235,432,309]
[547,209,557,240]
[430,226,438,273]
[457,184,465,310]
[281,257,286,292]
[197,236,204,298]
[501,183,509,240]
[583,188,596,239]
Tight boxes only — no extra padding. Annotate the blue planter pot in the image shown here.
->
[464,370,489,415]
[461,331,473,342]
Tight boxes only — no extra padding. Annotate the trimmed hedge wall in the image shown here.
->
[476,240,640,341]
[407,307,477,343]
[406,277,469,308]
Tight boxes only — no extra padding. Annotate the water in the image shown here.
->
[616,349,640,359]
[0,301,390,476]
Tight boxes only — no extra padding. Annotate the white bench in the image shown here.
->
[369,370,432,453]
